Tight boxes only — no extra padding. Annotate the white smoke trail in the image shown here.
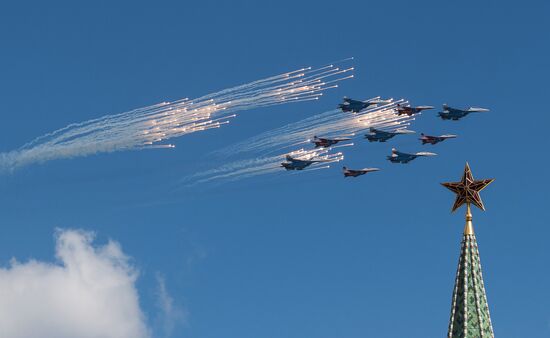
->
[183,147,343,185]
[185,100,418,184]
[0,64,352,172]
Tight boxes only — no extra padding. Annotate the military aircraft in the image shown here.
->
[396,103,434,116]
[343,166,380,177]
[387,148,437,164]
[365,127,415,142]
[338,96,392,113]
[438,104,490,120]
[281,155,331,170]
[419,133,457,145]
[311,135,351,148]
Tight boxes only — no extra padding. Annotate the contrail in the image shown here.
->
[184,100,417,184]
[0,64,352,172]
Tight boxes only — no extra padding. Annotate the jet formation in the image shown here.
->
[338,97,392,113]
[311,135,351,148]
[396,103,434,116]
[343,166,379,177]
[419,133,457,145]
[387,148,437,164]
[365,127,415,142]
[281,154,331,171]
[281,98,489,178]
[438,104,490,120]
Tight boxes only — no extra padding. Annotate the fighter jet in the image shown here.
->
[419,133,457,145]
[281,155,331,171]
[396,103,434,116]
[338,96,392,113]
[387,148,437,164]
[343,166,380,177]
[311,135,351,148]
[438,104,490,120]
[365,128,415,142]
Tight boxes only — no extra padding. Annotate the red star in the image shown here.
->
[441,163,494,212]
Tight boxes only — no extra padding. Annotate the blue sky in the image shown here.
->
[0,0,549,337]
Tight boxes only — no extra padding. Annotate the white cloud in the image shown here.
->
[0,229,151,338]
[155,273,186,337]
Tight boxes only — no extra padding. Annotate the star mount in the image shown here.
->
[441,162,494,212]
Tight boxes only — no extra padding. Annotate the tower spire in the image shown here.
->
[464,203,474,235]
[442,163,495,338]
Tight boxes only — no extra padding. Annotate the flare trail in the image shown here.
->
[0,64,352,171]
[184,147,344,185]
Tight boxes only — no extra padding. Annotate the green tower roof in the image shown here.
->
[442,163,495,338]
[447,210,495,337]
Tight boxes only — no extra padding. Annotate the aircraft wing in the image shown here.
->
[395,129,415,135]
[290,157,327,165]
[415,152,437,157]
[467,107,490,112]
[445,105,461,113]
[347,98,363,105]
[292,158,312,164]
[393,149,407,157]
[370,128,391,136]
[314,158,334,163]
